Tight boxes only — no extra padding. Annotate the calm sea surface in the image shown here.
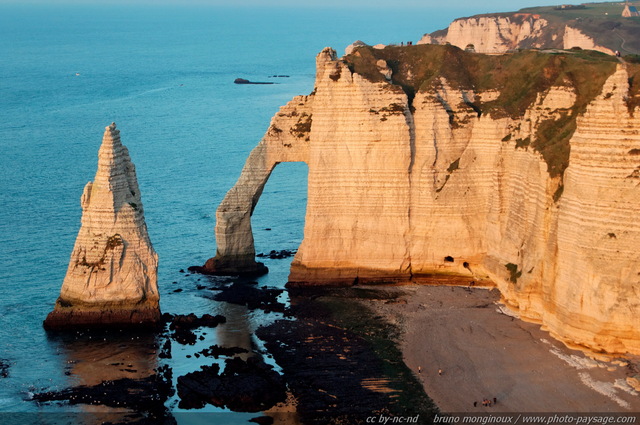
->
[0,3,478,420]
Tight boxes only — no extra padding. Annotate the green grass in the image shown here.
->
[490,2,640,54]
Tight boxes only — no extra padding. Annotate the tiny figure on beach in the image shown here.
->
[418,366,422,374]
[493,397,497,404]
[438,369,442,375]
[474,401,477,407]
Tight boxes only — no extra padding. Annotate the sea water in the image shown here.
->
[0,3,477,420]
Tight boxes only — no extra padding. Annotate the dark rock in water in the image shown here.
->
[159,339,172,359]
[197,344,249,359]
[212,282,285,313]
[169,313,226,330]
[32,366,175,424]
[250,416,275,425]
[168,313,226,346]
[256,293,437,424]
[256,249,296,260]
[189,258,269,277]
[176,356,286,412]
[0,360,9,378]
[257,318,391,423]
[234,78,275,85]
[173,288,183,293]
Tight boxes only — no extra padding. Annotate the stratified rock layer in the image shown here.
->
[419,15,614,55]
[207,45,640,355]
[202,94,311,276]
[45,123,160,329]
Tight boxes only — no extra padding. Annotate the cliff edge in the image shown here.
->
[44,123,160,330]
[418,3,640,56]
[205,44,640,355]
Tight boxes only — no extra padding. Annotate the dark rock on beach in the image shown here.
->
[211,281,285,313]
[256,291,438,424]
[257,318,392,424]
[32,365,175,424]
[176,356,286,412]
[197,344,249,359]
[167,313,226,346]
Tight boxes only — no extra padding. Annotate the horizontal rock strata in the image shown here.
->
[45,123,160,329]
[208,45,640,355]
[201,94,311,275]
[419,15,615,55]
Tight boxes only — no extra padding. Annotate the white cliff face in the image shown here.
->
[440,16,549,54]
[45,123,160,329]
[209,47,640,355]
[203,94,311,275]
[563,26,615,55]
[419,15,614,55]
[290,48,413,284]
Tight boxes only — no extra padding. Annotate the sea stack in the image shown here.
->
[44,123,160,330]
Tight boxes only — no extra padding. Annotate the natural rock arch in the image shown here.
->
[199,95,313,276]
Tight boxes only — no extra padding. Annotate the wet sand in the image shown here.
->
[363,285,640,413]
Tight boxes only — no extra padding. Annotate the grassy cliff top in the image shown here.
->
[344,44,619,119]
[438,2,640,55]
[343,44,636,179]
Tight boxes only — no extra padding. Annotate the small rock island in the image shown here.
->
[44,123,160,330]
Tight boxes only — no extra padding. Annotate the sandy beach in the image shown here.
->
[364,285,640,413]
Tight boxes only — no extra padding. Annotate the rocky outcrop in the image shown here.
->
[207,44,640,355]
[418,15,614,55]
[200,93,311,276]
[44,123,160,329]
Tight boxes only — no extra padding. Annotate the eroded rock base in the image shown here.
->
[194,256,268,277]
[43,304,161,331]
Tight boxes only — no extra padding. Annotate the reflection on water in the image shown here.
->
[216,303,253,361]
[48,330,159,386]
[44,329,163,422]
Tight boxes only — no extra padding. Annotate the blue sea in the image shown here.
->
[0,3,484,422]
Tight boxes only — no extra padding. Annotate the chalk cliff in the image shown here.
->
[204,45,640,355]
[44,123,160,329]
[418,15,615,55]
[200,95,311,276]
